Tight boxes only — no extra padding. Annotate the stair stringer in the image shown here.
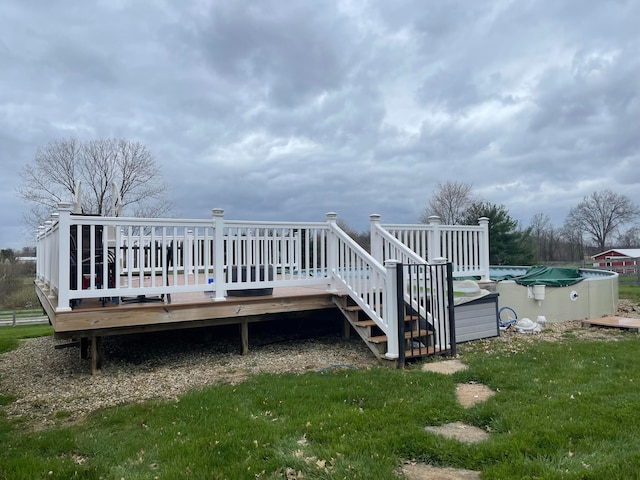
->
[333,295,435,362]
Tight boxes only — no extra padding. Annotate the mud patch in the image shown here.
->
[456,382,495,408]
[401,462,481,480]
[425,421,489,444]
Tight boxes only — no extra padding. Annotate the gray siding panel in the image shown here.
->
[454,293,499,343]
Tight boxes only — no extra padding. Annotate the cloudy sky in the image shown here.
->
[1,0,639,249]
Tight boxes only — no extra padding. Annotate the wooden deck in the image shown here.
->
[36,281,340,340]
[36,280,348,374]
[582,316,640,332]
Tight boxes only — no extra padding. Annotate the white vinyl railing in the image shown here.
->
[36,204,335,311]
[370,215,438,340]
[376,215,490,281]
[35,206,488,359]
[326,214,400,358]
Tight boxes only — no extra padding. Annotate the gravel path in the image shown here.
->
[2,300,639,430]
[0,324,378,429]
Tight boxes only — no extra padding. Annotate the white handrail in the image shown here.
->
[36,205,335,311]
[379,215,490,281]
[326,214,399,359]
[370,214,434,330]
[35,207,484,359]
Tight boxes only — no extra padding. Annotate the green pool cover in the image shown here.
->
[494,265,584,286]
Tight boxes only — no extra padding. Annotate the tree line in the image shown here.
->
[15,139,640,268]
[422,181,640,266]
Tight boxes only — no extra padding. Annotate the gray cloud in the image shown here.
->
[0,0,638,249]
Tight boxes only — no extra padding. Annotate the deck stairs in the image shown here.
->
[333,295,435,363]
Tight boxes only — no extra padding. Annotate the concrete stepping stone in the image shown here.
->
[421,359,468,374]
[425,421,489,444]
[456,382,495,408]
[401,462,481,480]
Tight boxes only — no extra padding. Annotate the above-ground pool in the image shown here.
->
[486,266,619,323]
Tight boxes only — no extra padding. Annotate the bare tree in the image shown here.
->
[565,190,639,251]
[616,226,640,248]
[420,181,477,224]
[529,213,554,262]
[559,221,587,262]
[19,138,172,228]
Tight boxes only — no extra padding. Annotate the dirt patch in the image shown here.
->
[425,421,490,444]
[421,359,468,374]
[456,382,495,408]
[401,463,481,480]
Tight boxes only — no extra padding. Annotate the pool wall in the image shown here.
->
[491,267,619,323]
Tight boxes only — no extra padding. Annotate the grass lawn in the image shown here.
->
[1,323,640,479]
[0,324,52,354]
[619,285,640,303]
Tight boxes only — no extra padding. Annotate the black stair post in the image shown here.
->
[446,261,457,356]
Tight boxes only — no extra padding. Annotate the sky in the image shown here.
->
[1,0,639,249]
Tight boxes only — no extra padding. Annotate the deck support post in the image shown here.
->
[80,337,89,359]
[240,321,249,355]
[91,336,102,375]
[342,317,351,340]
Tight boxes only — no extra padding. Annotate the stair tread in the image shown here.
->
[404,346,437,357]
[354,318,430,328]
[343,305,363,312]
[354,319,377,327]
[368,330,434,343]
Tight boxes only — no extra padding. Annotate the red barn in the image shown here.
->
[591,249,640,274]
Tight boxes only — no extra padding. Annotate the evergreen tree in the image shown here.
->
[462,202,534,265]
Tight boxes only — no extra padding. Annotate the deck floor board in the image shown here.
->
[37,281,343,338]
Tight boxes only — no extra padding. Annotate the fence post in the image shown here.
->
[36,225,45,285]
[325,212,339,293]
[384,260,400,361]
[369,214,383,264]
[43,220,53,293]
[427,215,441,263]
[478,217,490,281]
[212,208,226,301]
[55,202,73,312]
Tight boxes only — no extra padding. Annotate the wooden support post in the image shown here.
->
[80,337,89,359]
[342,317,351,340]
[240,321,249,356]
[91,336,102,375]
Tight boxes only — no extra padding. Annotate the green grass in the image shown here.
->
[3,324,640,478]
[619,276,640,303]
[0,324,52,354]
